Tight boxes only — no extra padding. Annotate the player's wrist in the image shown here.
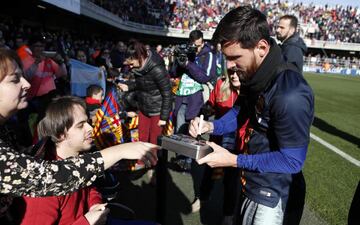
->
[208,122,214,133]
[232,154,238,167]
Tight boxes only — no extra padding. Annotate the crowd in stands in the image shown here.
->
[0,17,359,81]
[90,0,360,43]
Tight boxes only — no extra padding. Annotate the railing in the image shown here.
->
[303,39,360,51]
[303,58,360,75]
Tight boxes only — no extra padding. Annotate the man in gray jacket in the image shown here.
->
[276,15,307,72]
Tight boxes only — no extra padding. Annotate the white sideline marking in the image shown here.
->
[310,133,360,167]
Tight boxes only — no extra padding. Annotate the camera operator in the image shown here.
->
[170,30,216,172]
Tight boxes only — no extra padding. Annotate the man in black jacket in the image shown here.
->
[276,15,307,72]
[110,41,126,70]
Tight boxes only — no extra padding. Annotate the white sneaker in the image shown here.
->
[191,198,201,213]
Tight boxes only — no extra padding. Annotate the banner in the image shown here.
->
[303,66,360,76]
[69,59,106,97]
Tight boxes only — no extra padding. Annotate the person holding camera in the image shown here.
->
[15,34,68,147]
[170,30,216,172]
[23,34,67,103]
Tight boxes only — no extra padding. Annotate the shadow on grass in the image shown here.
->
[312,116,360,148]
[168,159,225,225]
[113,160,227,225]
[114,168,192,225]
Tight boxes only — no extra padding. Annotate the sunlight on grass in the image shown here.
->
[304,73,360,225]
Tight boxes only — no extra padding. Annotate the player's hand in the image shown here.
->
[85,203,109,225]
[197,141,237,168]
[189,117,213,138]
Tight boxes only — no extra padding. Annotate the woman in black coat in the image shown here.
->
[118,39,172,145]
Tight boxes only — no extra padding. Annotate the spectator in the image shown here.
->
[117,39,172,184]
[118,39,172,145]
[215,42,226,78]
[90,0,360,43]
[76,49,88,64]
[18,96,109,225]
[156,44,164,57]
[85,84,104,125]
[95,48,113,71]
[22,34,67,118]
[110,41,126,70]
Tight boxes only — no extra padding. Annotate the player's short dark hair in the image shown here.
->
[212,5,270,49]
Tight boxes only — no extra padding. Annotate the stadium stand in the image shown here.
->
[89,0,360,43]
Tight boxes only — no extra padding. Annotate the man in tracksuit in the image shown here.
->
[189,6,314,225]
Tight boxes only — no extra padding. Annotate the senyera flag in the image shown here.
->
[162,111,174,136]
[92,88,124,149]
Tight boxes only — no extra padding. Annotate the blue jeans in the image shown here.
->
[175,103,188,134]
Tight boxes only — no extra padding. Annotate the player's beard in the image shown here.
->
[228,60,257,83]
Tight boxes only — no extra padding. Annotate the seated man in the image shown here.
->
[18,96,108,225]
[17,96,159,225]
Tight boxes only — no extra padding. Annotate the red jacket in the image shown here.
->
[208,78,238,145]
[19,155,102,225]
[208,78,238,118]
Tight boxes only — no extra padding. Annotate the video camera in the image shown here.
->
[173,43,197,65]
